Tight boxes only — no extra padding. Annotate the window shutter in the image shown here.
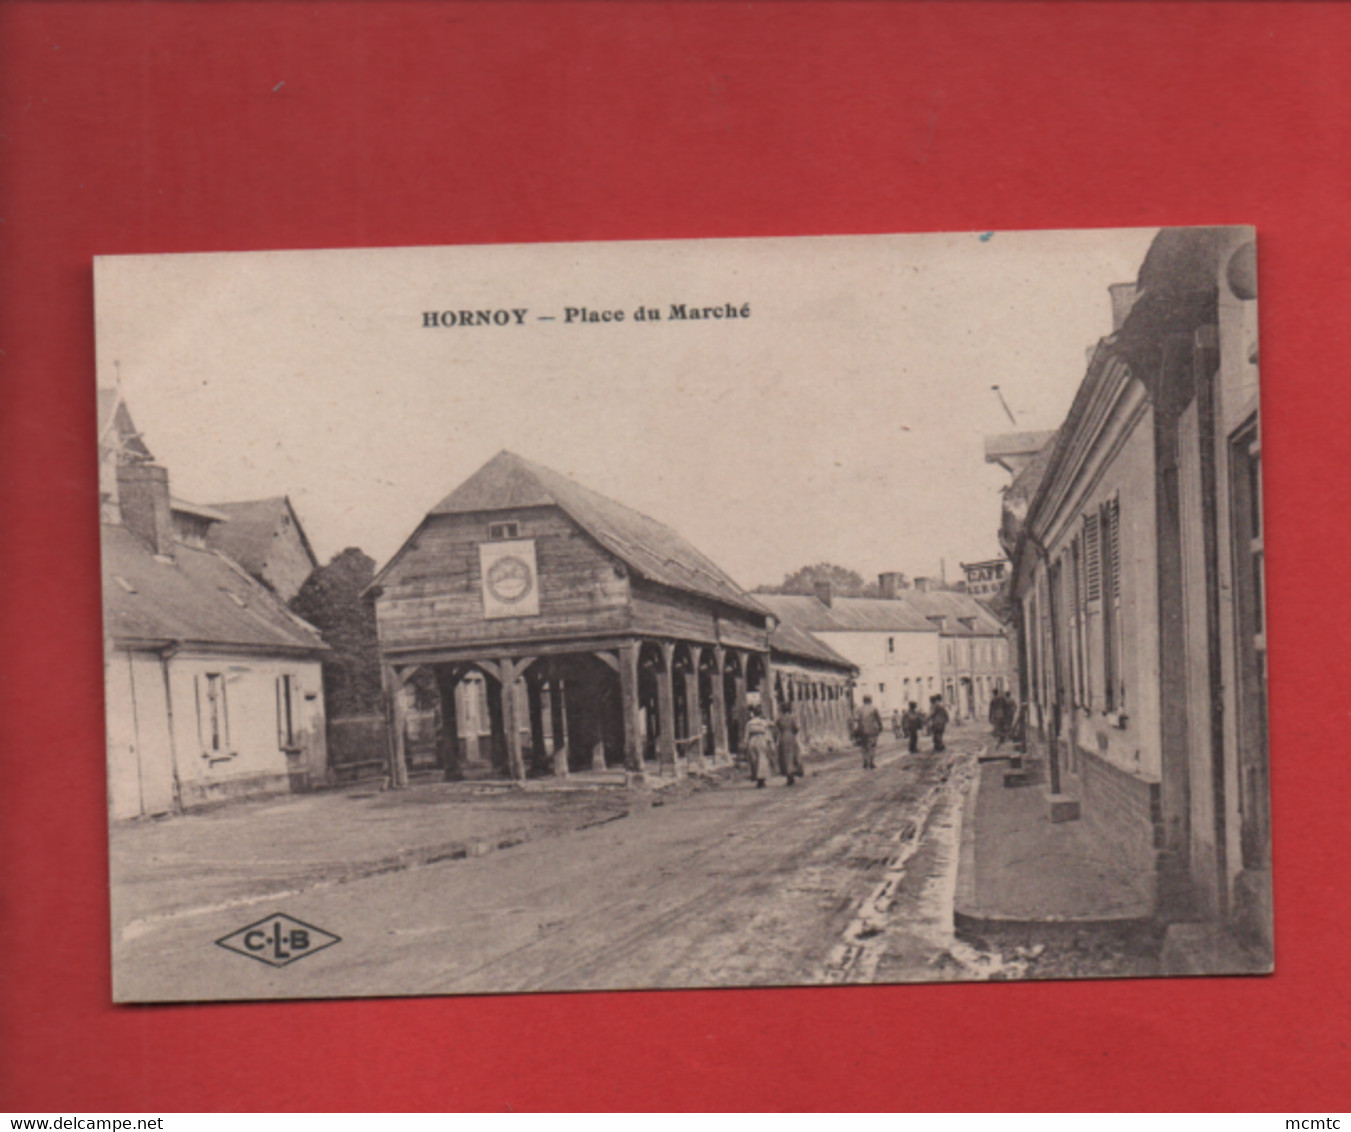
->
[1084,513,1101,603]
[1106,497,1122,602]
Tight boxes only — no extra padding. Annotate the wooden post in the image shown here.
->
[618,641,646,782]
[685,647,705,772]
[710,645,731,765]
[486,669,508,775]
[498,658,526,783]
[761,653,775,721]
[548,657,569,777]
[732,652,749,752]
[382,663,410,789]
[656,641,678,775]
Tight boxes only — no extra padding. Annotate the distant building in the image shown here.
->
[99,395,329,818]
[899,584,1013,720]
[757,578,1011,721]
[755,587,939,718]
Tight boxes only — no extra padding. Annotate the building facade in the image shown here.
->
[101,441,329,818]
[755,589,939,717]
[1007,227,1268,957]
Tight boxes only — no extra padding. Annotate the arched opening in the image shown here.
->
[637,640,667,765]
[745,652,769,715]
[671,643,702,762]
[558,651,624,771]
[722,650,745,754]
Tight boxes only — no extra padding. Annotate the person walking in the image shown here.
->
[989,688,1010,746]
[776,702,804,786]
[928,695,950,753]
[901,701,925,754]
[929,702,951,751]
[745,706,776,788]
[854,695,883,769]
[892,709,903,740]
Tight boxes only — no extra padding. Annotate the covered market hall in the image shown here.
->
[367,451,855,785]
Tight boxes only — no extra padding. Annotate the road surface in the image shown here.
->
[115,725,1015,1001]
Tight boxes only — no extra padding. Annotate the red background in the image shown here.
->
[1,1,1347,1112]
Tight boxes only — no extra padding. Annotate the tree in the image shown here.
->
[289,547,383,718]
[755,562,879,598]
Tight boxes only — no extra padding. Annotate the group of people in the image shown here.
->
[852,693,951,768]
[889,696,950,754]
[743,702,805,788]
[743,686,1007,788]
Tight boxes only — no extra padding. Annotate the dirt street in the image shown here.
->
[115,724,1018,1001]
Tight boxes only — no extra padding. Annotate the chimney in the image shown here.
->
[1109,282,1139,331]
[878,572,906,600]
[913,576,930,593]
[117,463,175,558]
[813,580,834,608]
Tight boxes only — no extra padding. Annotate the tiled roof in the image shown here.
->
[426,451,764,616]
[204,497,317,579]
[755,592,938,634]
[102,524,327,654]
[757,590,1005,638]
[894,589,1007,636]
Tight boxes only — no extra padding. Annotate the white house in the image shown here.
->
[100,395,329,818]
[756,587,941,716]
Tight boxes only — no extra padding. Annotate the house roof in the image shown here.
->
[755,592,938,635]
[421,451,764,615]
[204,496,318,579]
[767,619,857,672]
[894,589,1007,636]
[102,523,327,655]
[96,387,153,462]
[757,590,1004,638]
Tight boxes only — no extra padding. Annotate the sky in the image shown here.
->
[94,228,1158,591]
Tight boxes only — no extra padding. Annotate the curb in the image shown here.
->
[952,748,982,923]
[951,758,1157,943]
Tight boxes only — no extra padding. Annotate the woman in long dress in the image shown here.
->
[744,707,776,788]
[776,702,804,786]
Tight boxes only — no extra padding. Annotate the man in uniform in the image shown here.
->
[928,694,950,753]
[854,695,884,769]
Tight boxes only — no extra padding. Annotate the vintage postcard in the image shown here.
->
[96,228,1269,1002]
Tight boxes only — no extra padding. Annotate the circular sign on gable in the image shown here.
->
[486,554,534,604]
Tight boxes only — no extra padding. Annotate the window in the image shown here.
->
[878,682,886,694]
[277,674,297,749]
[488,521,520,540]
[196,673,230,756]
[887,637,895,655]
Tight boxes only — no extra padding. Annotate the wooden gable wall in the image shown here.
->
[374,505,631,652]
[629,580,768,650]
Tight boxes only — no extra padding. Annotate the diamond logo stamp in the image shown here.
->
[215,913,340,968]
